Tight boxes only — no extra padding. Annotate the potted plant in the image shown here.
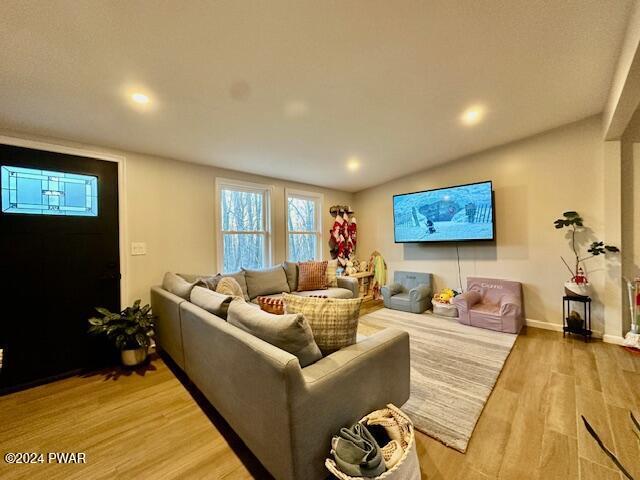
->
[553,211,620,297]
[88,299,156,366]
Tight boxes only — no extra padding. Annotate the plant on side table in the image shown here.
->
[88,299,156,367]
[553,211,620,297]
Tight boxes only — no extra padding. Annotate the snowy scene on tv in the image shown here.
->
[393,182,494,242]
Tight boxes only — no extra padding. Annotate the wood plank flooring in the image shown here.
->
[1,301,639,479]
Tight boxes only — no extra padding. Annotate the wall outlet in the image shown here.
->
[131,242,147,256]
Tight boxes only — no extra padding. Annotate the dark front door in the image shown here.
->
[0,144,120,392]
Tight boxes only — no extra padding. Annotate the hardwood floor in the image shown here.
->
[1,302,639,480]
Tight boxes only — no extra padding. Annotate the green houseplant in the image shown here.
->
[553,211,620,297]
[88,299,156,366]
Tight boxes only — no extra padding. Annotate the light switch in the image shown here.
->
[131,242,147,256]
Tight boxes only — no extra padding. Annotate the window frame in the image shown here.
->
[215,177,273,273]
[285,188,323,262]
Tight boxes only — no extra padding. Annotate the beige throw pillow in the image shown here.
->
[216,277,245,300]
[326,259,338,287]
[282,293,363,353]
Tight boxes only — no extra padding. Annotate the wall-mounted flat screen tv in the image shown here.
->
[393,180,495,243]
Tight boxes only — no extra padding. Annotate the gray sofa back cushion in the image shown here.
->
[162,272,197,299]
[244,265,290,299]
[227,300,322,367]
[283,261,299,292]
[190,286,233,319]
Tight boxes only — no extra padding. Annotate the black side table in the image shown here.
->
[562,295,592,341]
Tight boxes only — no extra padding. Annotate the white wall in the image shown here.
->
[621,108,640,333]
[0,130,353,305]
[354,116,617,333]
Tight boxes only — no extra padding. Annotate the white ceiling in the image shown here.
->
[0,1,633,192]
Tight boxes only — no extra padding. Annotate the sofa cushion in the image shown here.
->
[282,293,363,354]
[297,261,328,292]
[227,300,322,367]
[283,261,299,292]
[296,287,353,299]
[222,271,250,301]
[190,286,233,319]
[162,272,197,300]
[244,265,290,299]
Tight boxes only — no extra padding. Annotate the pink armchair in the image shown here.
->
[452,277,524,333]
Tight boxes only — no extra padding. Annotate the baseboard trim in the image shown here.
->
[524,318,609,340]
[525,318,563,332]
[602,334,625,345]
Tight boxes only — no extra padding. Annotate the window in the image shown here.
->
[286,190,322,262]
[1,165,98,216]
[217,179,271,273]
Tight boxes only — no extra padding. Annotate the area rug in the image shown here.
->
[359,308,517,453]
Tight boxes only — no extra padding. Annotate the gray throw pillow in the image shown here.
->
[283,261,299,292]
[223,271,250,301]
[190,286,233,319]
[177,273,222,291]
[227,300,322,368]
[162,272,197,300]
[243,265,290,299]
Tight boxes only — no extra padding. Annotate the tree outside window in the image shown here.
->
[218,181,271,272]
[287,191,322,262]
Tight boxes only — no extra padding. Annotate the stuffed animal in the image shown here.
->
[345,260,358,276]
[433,288,458,304]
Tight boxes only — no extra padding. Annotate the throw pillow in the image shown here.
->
[222,271,250,301]
[283,261,299,292]
[243,265,290,299]
[297,261,328,292]
[282,293,363,354]
[216,277,245,300]
[162,272,197,300]
[227,300,322,367]
[190,286,233,319]
[258,296,285,315]
[197,274,223,291]
[326,259,339,287]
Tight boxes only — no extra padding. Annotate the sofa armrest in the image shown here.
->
[409,284,431,302]
[337,275,359,298]
[452,290,482,311]
[499,294,522,315]
[289,328,410,480]
[381,282,403,300]
[150,285,187,369]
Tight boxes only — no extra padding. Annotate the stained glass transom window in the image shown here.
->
[1,165,98,216]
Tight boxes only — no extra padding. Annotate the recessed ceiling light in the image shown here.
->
[347,156,361,172]
[131,92,150,104]
[460,105,486,126]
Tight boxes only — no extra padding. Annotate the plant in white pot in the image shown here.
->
[88,300,156,366]
[553,211,620,298]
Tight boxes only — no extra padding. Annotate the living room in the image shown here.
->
[1,2,640,480]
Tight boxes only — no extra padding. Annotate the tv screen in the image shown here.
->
[393,181,494,243]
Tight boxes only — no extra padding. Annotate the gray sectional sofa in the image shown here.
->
[179,262,359,303]
[150,266,411,480]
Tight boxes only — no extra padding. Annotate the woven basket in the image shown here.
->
[325,404,420,480]
[432,300,458,318]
